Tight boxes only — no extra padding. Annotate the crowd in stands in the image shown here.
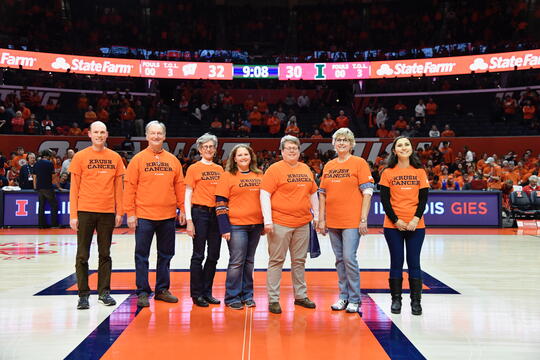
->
[1,0,538,64]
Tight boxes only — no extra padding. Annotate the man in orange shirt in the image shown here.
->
[124,121,186,307]
[266,112,281,136]
[335,110,350,129]
[441,124,456,137]
[260,135,319,314]
[440,141,454,164]
[69,121,125,310]
[483,157,502,190]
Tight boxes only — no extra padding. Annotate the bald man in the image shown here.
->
[69,121,125,310]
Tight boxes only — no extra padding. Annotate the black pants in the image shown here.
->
[190,206,221,298]
[75,211,115,297]
[38,189,58,227]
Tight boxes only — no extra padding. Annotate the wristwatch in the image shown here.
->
[360,218,367,223]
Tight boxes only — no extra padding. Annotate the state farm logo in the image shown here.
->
[0,52,37,67]
[182,63,197,76]
[50,57,135,74]
[470,53,540,71]
[375,61,457,76]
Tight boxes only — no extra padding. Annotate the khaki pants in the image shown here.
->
[266,223,310,302]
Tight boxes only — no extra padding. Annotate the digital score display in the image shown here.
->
[140,60,233,80]
[233,65,279,78]
[278,62,371,80]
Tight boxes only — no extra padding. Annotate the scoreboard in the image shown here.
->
[278,62,371,80]
[139,60,233,80]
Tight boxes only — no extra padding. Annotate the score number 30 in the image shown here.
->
[285,65,303,79]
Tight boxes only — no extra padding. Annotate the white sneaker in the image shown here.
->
[331,299,348,311]
[346,302,360,313]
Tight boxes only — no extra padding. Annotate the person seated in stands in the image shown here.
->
[257,96,268,113]
[266,112,281,137]
[68,122,82,136]
[11,111,25,134]
[26,114,41,135]
[442,175,460,191]
[20,102,32,121]
[210,117,223,136]
[470,173,487,190]
[425,98,438,122]
[311,129,323,139]
[237,119,251,137]
[6,165,19,186]
[57,172,70,191]
[297,91,310,111]
[502,95,517,122]
[500,180,514,216]
[319,113,336,137]
[387,126,400,139]
[483,157,502,191]
[335,110,349,129]
[244,94,255,112]
[394,116,408,132]
[522,175,539,196]
[428,125,440,137]
[248,106,263,134]
[441,124,456,137]
[430,175,441,190]
[401,124,417,138]
[84,105,97,127]
[414,99,426,123]
[461,172,472,190]
[285,119,300,137]
[393,100,407,117]
[41,115,55,135]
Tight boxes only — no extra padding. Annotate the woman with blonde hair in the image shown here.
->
[215,144,264,310]
[318,128,374,313]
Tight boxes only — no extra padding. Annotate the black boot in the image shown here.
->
[389,278,402,314]
[409,278,423,315]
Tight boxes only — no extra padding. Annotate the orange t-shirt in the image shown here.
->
[261,160,318,227]
[215,171,263,225]
[69,147,125,215]
[185,161,224,207]
[426,102,438,116]
[124,147,185,220]
[320,156,373,228]
[11,154,28,170]
[483,165,502,190]
[336,115,350,128]
[267,116,281,134]
[379,166,430,229]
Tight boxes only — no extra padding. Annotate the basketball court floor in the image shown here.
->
[0,227,539,359]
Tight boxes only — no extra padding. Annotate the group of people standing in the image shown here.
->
[70,120,429,317]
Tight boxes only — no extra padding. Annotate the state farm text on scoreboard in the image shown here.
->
[278,62,370,80]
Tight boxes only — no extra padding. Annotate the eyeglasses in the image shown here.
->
[335,138,349,143]
[283,146,299,151]
[200,145,215,150]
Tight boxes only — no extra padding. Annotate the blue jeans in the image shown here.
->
[190,206,221,298]
[135,218,176,295]
[225,224,262,304]
[383,228,425,279]
[328,228,361,304]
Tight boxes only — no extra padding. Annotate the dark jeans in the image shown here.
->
[135,218,176,295]
[225,224,262,304]
[190,206,221,298]
[383,228,426,279]
[38,189,58,227]
[75,212,115,297]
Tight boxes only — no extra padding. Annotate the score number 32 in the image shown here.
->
[209,65,225,78]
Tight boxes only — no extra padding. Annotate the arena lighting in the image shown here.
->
[0,48,539,80]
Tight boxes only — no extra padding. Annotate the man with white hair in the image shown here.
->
[483,157,502,190]
[523,175,539,196]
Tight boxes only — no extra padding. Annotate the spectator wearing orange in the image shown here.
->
[374,123,389,138]
[440,141,454,164]
[20,103,31,120]
[97,92,110,110]
[120,104,136,136]
[41,115,54,135]
[260,135,319,314]
[77,93,89,111]
[425,98,438,121]
[387,125,400,139]
[215,145,263,310]
[96,107,110,124]
[335,110,350,129]
[318,128,374,313]
[482,157,502,190]
[320,113,337,137]
[248,106,263,133]
[243,94,255,112]
[285,119,300,137]
[393,100,407,117]
[394,116,408,131]
[256,97,269,113]
[522,100,536,123]
[185,133,224,307]
[210,117,223,135]
[379,136,429,316]
[476,153,488,172]
[441,124,456,137]
[310,129,323,139]
[503,95,517,122]
[84,106,97,126]
[11,147,27,171]
[266,112,281,137]
[69,121,125,310]
[68,122,83,136]
[124,121,186,308]
[307,151,323,174]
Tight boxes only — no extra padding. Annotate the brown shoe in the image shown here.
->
[294,297,316,309]
[268,302,282,314]
[155,290,178,303]
[137,292,150,307]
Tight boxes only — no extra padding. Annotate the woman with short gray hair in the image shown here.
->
[318,128,374,314]
[185,133,224,307]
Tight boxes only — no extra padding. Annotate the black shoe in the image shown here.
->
[193,296,209,307]
[294,297,316,309]
[227,302,244,310]
[409,278,423,316]
[203,295,221,305]
[137,292,150,307]
[98,292,117,306]
[155,290,178,303]
[243,299,256,308]
[389,278,403,314]
[268,302,282,314]
[77,296,90,310]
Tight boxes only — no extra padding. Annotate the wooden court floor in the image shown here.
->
[0,228,539,359]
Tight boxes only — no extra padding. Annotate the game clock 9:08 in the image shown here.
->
[233,65,278,79]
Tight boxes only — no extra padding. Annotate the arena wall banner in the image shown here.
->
[368,191,501,227]
[0,190,500,227]
[1,135,539,163]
